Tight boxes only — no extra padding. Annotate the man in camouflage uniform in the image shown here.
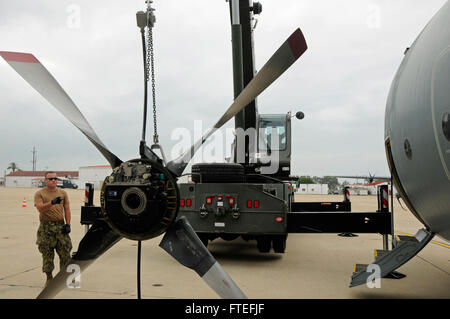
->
[34,171,72,287]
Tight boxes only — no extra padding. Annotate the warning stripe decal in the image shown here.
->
[0,51,39,63]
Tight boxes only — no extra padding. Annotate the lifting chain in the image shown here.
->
[145,1,158,144]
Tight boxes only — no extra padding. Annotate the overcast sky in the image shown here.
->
[0,0,447,178]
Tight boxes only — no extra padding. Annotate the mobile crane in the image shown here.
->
[176,0,392,253]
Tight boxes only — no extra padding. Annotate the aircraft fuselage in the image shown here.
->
[385,1,450,241]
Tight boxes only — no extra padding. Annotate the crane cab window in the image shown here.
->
[259,115,287,151]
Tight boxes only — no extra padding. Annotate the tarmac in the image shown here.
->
[0,187,449,299]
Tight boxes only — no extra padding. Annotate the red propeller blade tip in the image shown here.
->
[0,51,39,63]
[287,28,307,59]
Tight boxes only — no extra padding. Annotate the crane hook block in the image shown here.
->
[136,11,147,29]
[252,2,263,15]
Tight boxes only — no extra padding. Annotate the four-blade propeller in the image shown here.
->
[0,25,307,299]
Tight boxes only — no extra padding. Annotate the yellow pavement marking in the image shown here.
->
[395,230,450,249]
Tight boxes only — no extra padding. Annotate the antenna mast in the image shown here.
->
[31,146,37,171]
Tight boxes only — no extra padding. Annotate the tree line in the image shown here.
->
[294,176,341,193]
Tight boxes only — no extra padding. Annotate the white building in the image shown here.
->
[345,181,393,196]
[363,181,391,195]
[348,188,369,196]
[296,184,329,195]
[5,171,79,188]
[77,165,112,189]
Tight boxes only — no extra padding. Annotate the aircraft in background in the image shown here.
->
[330,173,390,183]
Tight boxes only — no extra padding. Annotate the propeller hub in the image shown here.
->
[100,159,179,241]
[121,187,147,216]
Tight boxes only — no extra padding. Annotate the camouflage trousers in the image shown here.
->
[36,221,72,274]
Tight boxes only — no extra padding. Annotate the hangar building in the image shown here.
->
[5,171,79,188]
[77,165,111,189]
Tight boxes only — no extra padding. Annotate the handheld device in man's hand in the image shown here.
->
[51,197,63,205]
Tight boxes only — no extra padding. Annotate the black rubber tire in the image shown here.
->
[272,235,287,253]
[192,163,245,183]
[256,237,271,253]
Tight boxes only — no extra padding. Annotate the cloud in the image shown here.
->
[0,0,447,176]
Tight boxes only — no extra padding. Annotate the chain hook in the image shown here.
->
[145,1,166,163]
[146,0,156,29]
[143,1,159,144]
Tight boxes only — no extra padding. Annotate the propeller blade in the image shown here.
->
[166,28,307,176]
[0,51,122,168]
[37,219,122,299]
[160,217,246,299]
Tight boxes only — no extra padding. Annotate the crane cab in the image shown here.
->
[253,112,292,179]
